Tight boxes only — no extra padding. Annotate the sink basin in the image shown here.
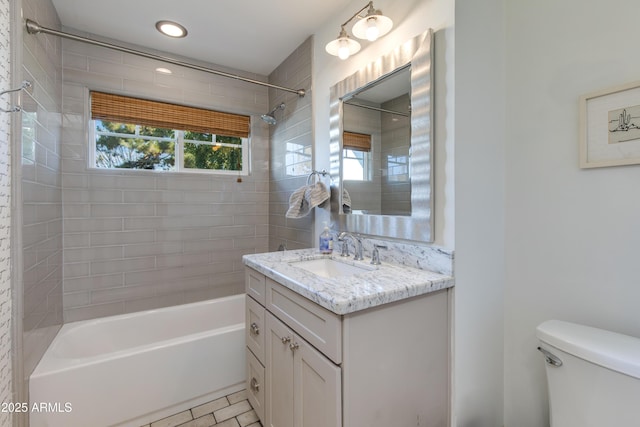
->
[289,258,374,278]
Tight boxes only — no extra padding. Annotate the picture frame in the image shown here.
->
[579,80,640,168]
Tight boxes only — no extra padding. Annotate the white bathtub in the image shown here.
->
[29,294,246,427]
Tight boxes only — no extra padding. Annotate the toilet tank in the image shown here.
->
[536,320,640,427]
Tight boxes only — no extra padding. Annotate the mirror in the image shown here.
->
[342,65,412,216]
[329,29,434,242]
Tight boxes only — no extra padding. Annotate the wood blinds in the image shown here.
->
[91,91,250,138]
[343,131,372,151]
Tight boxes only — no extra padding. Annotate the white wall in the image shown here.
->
[504,0,640,425]
[454,0,506,426]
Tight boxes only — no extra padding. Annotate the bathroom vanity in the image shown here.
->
[243,249,454,427]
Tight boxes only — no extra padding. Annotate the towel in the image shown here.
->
[342,188,352,213]
[305,182,330,209]
[286,186,310,218]
[285,182,330,218]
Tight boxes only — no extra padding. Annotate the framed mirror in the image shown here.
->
[329,29,434,242]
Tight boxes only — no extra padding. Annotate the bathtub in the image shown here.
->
[29,294,246,427]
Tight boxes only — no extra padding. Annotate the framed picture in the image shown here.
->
[579,80,640,168]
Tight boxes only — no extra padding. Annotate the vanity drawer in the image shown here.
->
[246,348,265,423]
[266,278,342,364]
[246,268,266,305]
[246,295,265,363]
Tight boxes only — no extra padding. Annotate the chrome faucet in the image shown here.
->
[371,244,388,265]
[337,232,364,261]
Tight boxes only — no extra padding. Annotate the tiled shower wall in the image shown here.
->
[0,1,11,424]
[268,37,314,251]
[20,0,64,387]
[61,36,271,321]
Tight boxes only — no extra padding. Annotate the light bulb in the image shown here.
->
[365,18,380,41]
[338,39,351,60]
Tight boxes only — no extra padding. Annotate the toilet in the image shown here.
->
[536,320,640,426]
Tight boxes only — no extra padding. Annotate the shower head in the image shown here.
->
[261,103,285,125]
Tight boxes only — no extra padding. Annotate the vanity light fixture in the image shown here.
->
[155,20,188,38]
[325,1,393,60]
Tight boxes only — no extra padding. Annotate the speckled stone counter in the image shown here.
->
[242,248,454,315]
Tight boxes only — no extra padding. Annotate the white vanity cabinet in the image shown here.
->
[245,266,450,427]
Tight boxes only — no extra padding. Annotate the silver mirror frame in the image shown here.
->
[329,29,434,242]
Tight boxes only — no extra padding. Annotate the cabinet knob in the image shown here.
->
[250,377,260,392]
[250,322,260,335]
[281,336,291,345]
[289,342,300,352]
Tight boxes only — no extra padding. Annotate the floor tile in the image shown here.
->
[144,390,262,427]
[226,390,247,405]
[237,409,259,427]
[215,418,241,427]
[150,411,193,427]
[177,414,216,427]
[213,400,252,423]
[191,396,229,419]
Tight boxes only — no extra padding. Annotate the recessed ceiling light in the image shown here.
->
[155,20,188,38]
[155,67,173,74]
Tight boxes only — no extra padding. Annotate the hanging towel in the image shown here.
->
[342,188,352,213]
[342,188,352,208]
[286,186,310,218]
[305,182,330,209]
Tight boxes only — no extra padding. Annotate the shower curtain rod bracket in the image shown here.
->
[25,19,306,97]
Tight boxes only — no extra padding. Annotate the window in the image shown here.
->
[342,131,371,181]
[89,91,250,174]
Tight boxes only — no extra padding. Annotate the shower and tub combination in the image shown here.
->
[29,294,246,427]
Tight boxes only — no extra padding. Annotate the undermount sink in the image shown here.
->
[289,257,374,278]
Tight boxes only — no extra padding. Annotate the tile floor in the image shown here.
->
[142,390,262,427]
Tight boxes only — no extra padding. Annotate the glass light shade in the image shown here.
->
[326,35,361,60]
[352,13,393,41]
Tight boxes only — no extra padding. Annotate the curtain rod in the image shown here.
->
[25,19,306,97]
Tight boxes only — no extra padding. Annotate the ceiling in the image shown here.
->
[49,0,353,76]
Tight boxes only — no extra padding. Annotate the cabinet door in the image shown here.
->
[294,337,342,427]
[265,312,295,427]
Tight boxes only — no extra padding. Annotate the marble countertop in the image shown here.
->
[242,249,454,315]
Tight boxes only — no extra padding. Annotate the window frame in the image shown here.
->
[87,91,250,176]
[342,147,372,182]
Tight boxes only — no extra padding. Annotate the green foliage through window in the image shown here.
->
[93,121,247,174]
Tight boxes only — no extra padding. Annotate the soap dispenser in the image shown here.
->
[319,223,334,254]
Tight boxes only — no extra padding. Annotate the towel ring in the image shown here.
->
[306,169,328,185]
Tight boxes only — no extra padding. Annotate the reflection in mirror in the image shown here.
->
[329,29,434,242]
[342,65,412,215]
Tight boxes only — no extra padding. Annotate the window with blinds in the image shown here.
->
[89,91,250,174]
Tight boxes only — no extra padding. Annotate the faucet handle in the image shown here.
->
[340,240,350,257]
[371,244,388,265]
